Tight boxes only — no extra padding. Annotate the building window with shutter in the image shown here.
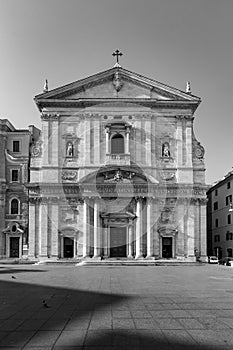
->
[10,198,19,215]
[111,134,125,154]
[214,202,218,210]
[13,140,20,153]
[11,169,19,182]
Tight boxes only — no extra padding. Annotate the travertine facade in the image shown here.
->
[27,66,207,262]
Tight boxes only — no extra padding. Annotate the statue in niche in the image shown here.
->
[162,142,170,157]
[66,141,73,157]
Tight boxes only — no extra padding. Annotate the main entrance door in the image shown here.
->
[162,237,173,258]
[10,237,20,258]
[63,237,74,258]
[110,227,126,257]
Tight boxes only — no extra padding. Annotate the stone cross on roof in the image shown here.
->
[112,49,123,67]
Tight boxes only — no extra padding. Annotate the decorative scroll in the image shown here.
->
[31,141,43,158]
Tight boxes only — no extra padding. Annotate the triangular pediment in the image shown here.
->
[35,67,200,105]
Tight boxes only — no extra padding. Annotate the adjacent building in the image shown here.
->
[25,64,207,262]
[207,171,233,259]
[0,119,40,259]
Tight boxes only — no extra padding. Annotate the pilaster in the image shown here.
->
[128,220,134,258]
[146,199,153,257]
[94,119,100,164]
[84,119,91,165]
[145,119,152,166]
[187,201,195,257]
[135,198,143,258]
[93,199,100,257]
[40,201,48,257]
[185,118,193,167]
[51,202,59,257]
[200,198,207,259]
[83,199,90,257]
[28,200,36,257]
[176,116,183,167]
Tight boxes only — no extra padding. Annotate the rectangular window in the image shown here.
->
[215,189,218,196]
[13,140,20,153]
[11,170,19,182]
[215,218,219,228]
[227,248,232,257]
[228,215,231,225]
[214,202,218,210]
[214,235,220,242]
[226,195,232,206]
[227,182,231,189]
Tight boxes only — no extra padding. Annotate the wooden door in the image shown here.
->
[10,237,20,258]
[110,227,126,257]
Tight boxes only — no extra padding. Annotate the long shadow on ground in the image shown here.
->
[0,269,231,349]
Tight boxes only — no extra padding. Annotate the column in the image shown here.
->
[146,199,153,258]
[93,199,100,257]
[200,199,207,260]
[51,202,59,257]
[135,198,143,258]
[128,221,134,258]
[125,127,130,154]
[105,127,110,154]
[28,200,36,257]
[103,219,108,257]
[83,200,90,257]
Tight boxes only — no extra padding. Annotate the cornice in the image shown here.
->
[36,98,199,112]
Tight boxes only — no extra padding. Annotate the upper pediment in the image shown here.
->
[35,67,200,109]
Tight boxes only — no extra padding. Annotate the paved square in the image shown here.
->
[0,264,233,349]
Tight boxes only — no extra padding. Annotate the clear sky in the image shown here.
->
[1,0,233,185]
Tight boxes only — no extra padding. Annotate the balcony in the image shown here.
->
[105,153,130,166]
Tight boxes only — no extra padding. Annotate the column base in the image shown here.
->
[93,256,101,260]
[146,255,155,260]
[135,255,144,260]
[199,255,208,263]
[127,255,134,259]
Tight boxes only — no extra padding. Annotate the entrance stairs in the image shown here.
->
[77,257,203,266]
[0,258,204,266]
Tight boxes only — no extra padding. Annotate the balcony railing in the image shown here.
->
[105,153,130,166]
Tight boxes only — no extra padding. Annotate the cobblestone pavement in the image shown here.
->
[0,264,233,349]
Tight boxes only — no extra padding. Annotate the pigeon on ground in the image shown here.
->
[42,300,50,308]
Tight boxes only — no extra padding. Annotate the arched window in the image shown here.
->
[111,134,124,154]
[10,198,19,215]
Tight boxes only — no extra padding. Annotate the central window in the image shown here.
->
[111,134,124,154]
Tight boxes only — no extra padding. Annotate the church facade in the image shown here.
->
[26,65,207,262]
